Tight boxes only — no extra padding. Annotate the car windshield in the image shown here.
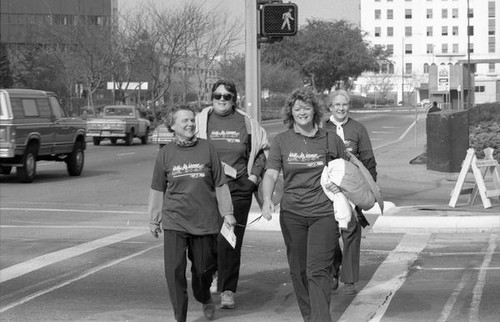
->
[104,107,134,118]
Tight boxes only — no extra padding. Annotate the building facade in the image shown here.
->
[0,0,117,49]
[358,0,499,107]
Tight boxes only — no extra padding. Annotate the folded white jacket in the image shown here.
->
[321,159,376,211]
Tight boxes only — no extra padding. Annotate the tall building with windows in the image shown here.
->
[358,0,499,105]
[0,0,118,49]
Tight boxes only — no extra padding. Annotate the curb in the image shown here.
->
[371,206,500,233]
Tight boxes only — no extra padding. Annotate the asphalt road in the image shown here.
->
[1,110,499,321]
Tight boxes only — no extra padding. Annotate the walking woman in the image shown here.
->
[195,79,269,309]
[261,88,347,321]
[324,89,377,294]
[148,105,236,322]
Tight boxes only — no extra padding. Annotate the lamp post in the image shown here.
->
[466,0,471,109]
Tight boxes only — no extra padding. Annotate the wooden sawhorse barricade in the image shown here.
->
[449,148,500,209]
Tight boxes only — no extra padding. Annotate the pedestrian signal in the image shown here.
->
[261,3,298,37]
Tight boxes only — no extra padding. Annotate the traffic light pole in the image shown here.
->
[245,0,261,123]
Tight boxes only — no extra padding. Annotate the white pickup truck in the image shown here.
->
[86,105,150,146]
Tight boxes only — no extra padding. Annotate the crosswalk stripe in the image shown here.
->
[338,233,431,322]
[0,230,146,283]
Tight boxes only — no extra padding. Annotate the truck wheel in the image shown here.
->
[66,141,85,176]
[93,137,101,146]
[0,166,12,174]
[17,144,37,183]
[141,129,149,144]
[125,130,134,146]
[110,138,117,145]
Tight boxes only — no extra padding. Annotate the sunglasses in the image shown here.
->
[213,93,233,101]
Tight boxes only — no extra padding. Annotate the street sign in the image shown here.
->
[260,3,298,37]
[437,65,450,92]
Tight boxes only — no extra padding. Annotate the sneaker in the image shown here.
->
[210,274,218,294]
[220,290,235,309]
[331,276,339,290]
[344,283,357,295]
[202,296,216,320]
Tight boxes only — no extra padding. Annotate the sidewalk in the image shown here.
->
[248,115,499,233]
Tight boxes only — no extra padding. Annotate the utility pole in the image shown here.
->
[245,0,260,122]
[466,0,471,109]
[401,37,404,106]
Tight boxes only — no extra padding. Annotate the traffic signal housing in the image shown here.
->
[260,3,298,37]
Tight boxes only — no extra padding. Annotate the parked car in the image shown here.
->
[86,105,150,145]
[0,89,86,183]
[150,124,174,149]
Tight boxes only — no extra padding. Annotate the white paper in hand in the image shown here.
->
[220,223,236,248]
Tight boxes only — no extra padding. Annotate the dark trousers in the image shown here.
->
[280,210,339,322]
[163,230,217,322]
[216,175,255,293]
[332,210,362,283]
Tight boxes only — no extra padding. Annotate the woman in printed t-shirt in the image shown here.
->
[195,79,269,309]
[148,105,236,322]
[261,88,348,322]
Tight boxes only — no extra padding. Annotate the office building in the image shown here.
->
[358,0,499,106]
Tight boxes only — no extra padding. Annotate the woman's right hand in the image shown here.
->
[262,199,274,221]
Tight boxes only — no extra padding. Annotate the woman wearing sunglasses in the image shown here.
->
[195,79,269,309]
[148,105,236,321]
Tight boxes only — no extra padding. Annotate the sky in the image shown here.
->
[119,0,360,26]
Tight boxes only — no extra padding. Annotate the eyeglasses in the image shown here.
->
[213,93,233,101]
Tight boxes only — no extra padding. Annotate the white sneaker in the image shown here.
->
[220,290,235,309]
[210,274,218,294]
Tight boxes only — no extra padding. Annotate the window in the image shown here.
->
[405,26,412,37]
[489,37,495,53]
[21,99,39,117]
[489,1,496,18]
[375,27,381,37]
[468,26,474,36]
[405,9,412,19]
[427,26,433,36]
[389,63,395,74]
[442,9,448,19]
[427,44,434,53]
[475,86,485,93]
[488,63,495,73]
[381,64,388,74]
[452,43,459,53]
[387,9,393,20]
[427,9,433,19]
[375,9,381,20]
[387,26,394,37]
[442,43,448,53]
[442,26,448,36]
[452,26,458,36]
[489,19,495,35]
[452,8,458,18]
[424,63,430,73]
[405,63,412,74]
[405,43,413,54]
[387,44,394,54]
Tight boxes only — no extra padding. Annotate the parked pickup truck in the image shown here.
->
[86,105,150,146]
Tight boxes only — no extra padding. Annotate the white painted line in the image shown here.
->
[1,225,147,230]
[0,244,161,313]
[0,230,146,283]
[117,152,135,156]
[1,207,146,214]
[338,233,430,322]
[371,131,392,134]
[415,266,500,271]
[373,120,416,152]
[469,233,497,321]
[437,264,473,322]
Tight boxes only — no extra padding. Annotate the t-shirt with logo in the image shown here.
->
[150,139,226,235]
[207,111,249,179]
[266,128,347,217]
[324,118,374,162]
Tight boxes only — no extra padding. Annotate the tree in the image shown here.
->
[261,19,390,93]
[0,43,13,88]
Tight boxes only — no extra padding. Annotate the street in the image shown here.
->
[1,110,499,321]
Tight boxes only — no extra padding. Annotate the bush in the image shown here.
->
[468,103,500,162]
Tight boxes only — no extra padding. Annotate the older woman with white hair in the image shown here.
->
[324,89,377,295]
